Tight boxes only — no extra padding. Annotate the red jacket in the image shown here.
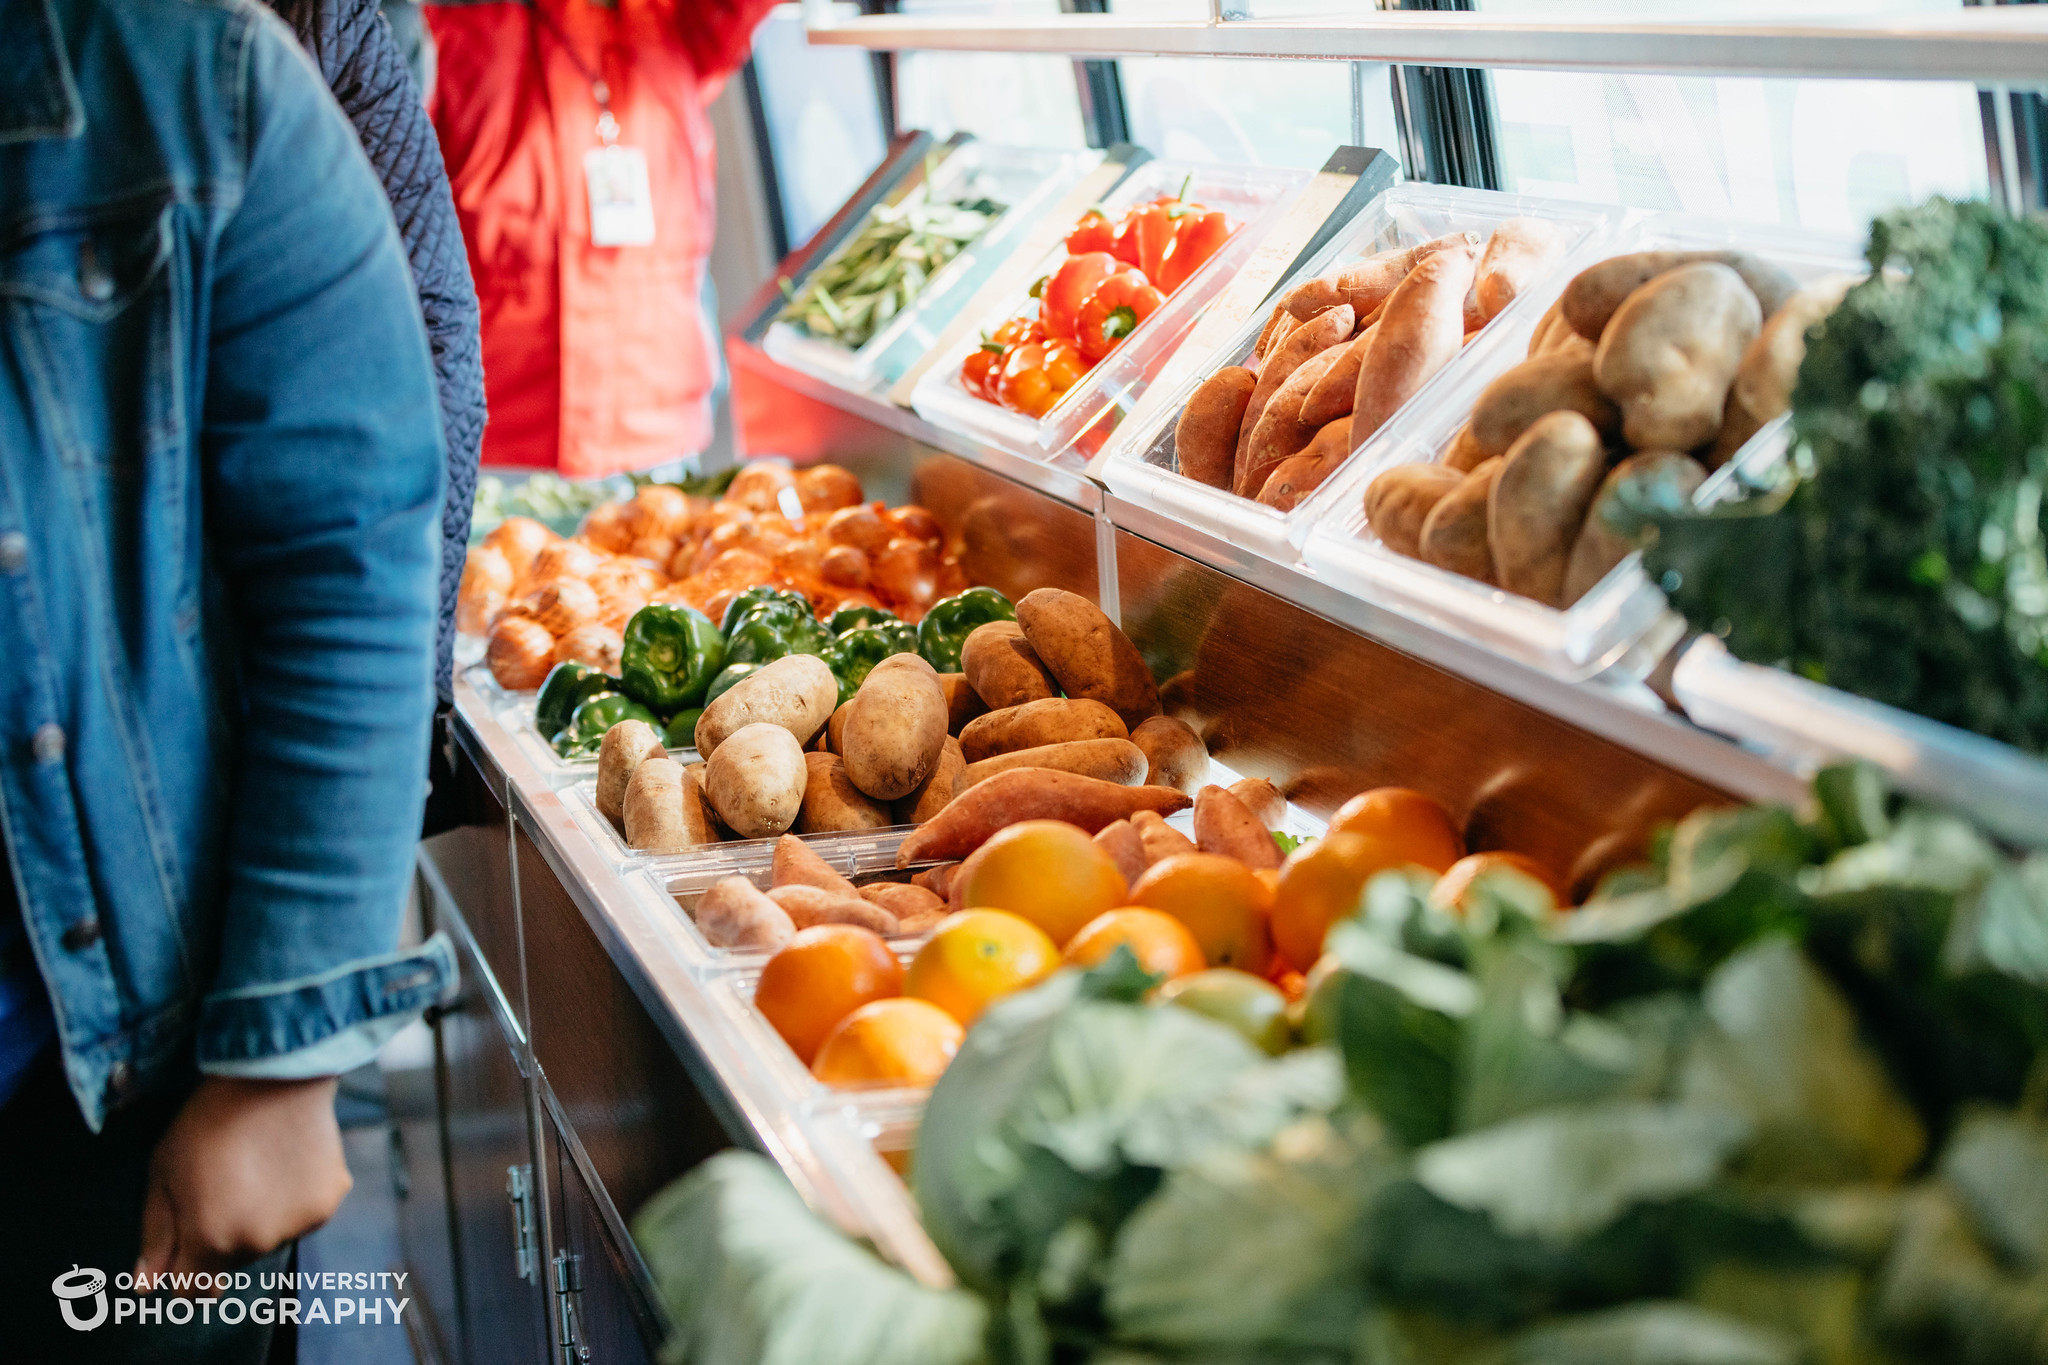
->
[426,0,774,476]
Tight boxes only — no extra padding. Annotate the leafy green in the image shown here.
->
[632,1152,987,1365]
[1104,1117,1384,1353]
[1321,920,1478,1147]
[1413,1102,1751,1244]
[1487,1301,1805,1365]
[1646,197,2048,752]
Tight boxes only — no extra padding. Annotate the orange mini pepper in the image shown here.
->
[1074,269,1166,363]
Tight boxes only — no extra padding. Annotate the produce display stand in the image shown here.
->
[409,12,2048,1365]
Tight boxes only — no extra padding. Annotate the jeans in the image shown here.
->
[0,1055,288,1362]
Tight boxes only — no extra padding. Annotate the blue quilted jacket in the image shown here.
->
[268,0,485,706]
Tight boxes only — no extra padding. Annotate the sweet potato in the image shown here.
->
[797,751,893,834]
[1254,302,1291,361]
[1417,458,1504,581]
[1298,326,1372,430]
[893,769,1192,866]
[1468,340,1619,460]
[961,620,1059,710]
[842,655,949,801]
[1132,808,1197,866]
[693,876,796,951]
[1093,819,1148,887]
[1233,306,1354,495]
[695,653,837,756]
[937,672,988,736]
[1709,273,1858,467]
[1561,451,1707,605]
[1593,262,1761,451]
[910,862,959,898]
[1363,464,1467,558]
[1562,250,1796,343]
[959,738,1147,790]
[772,833,858,896]
[1194,784,1280,870]
[860,881,945,921]
[1015,588,1160,728]
[1475,217,1565,324]
[1228,777,1286,829]
[895,735,964,825]
[1253,417,1353,511]
[1239,349,1343,498]
[1176,367,1258,490]
[596,719,664,828]
[1351,241,1479,446]
[1130,715,1207,795]
[960,697,1128,764]
[768,884,899,935]
[1278,234,1473,321]
[702,722,809,839]
[1488,410,1607,607]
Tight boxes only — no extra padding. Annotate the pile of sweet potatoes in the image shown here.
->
[1171,218,1567,511]
[1363,249,1857,608]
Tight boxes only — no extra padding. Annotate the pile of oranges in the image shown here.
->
[753,791,1566,1090]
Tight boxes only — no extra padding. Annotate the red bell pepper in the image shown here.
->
[1155,208,1232,293]
[1038,251,1117,346]
[1074,269,1166,363]
[1110,200,1176,282]
[1064,209,1114,256]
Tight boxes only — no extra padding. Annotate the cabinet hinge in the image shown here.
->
[506,1164,537,1283]
[553,1250,592,1363]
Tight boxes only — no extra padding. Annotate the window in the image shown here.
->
[891,1,1090,147]
[748,4,890,247]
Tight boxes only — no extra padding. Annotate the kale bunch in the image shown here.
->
[1649,197,2048,752]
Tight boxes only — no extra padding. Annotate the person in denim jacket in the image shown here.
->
[0,0,456,1352]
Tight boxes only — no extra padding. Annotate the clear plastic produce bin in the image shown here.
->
[1102,184,1618,564]
[1300,213,1865,681]
[631,824,928,969]
[503,695,698,788]
[910,159,1311,466]
[762,141,1101,391]
[562,776,918,872]
[1672,635,2048,851]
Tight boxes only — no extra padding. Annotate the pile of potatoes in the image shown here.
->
[1171,218,1567,511]
[1363,249,1857,609]
[589,589,1220,923]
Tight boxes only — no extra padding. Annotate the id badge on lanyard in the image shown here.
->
[586,108,655,247]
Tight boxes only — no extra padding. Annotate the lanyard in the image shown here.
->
[530,3,619,145]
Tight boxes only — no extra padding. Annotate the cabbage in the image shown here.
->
[633,1152,988,1365]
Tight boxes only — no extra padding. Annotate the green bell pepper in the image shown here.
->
[721,585,812,636]
[828,603,898,636]
[916,586,1015,672]
[619,604,725,713]
[663,707,704,750]
[552,692,658,758]
[823,625,896,694]
[725,603,833,667]
[705,662,760,704]
[535,661,618,741]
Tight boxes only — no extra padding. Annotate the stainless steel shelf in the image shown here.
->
[804,10,2048,83]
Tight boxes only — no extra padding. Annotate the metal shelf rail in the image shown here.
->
[800,6,2048,83]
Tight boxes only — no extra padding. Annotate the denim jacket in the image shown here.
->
[1,0,457,1128]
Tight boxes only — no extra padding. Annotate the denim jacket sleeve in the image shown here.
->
[193,16,455,1078]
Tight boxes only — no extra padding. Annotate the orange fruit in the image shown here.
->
[755,925,904,1065]
[906,909,1059,1025]
[1326,788,1465,874]
[951,820,1128,946]
[1064,908,1207,979]
[1270,830,1427,971]
[812,998,963,1088]
[1128,854,1274,977]
[1430,851,1565,917]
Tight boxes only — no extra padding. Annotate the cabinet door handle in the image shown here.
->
[506,1164,537,1283]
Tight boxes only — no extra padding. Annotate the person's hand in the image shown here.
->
[136,1076,352,1277]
